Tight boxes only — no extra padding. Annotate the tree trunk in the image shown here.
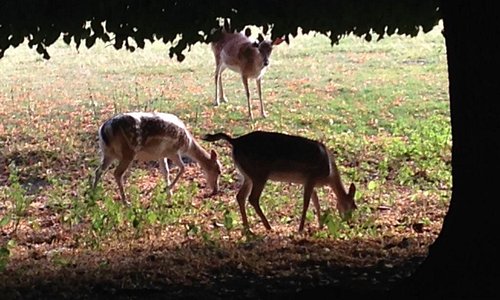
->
[402,1,499,297]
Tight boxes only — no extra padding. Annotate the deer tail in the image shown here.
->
[98,119,114,147]
[98,115,138,151]
[201,133,234,145]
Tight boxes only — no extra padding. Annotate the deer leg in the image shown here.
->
[166,154,185,192]
[311,190,322,229]
[256,78,266,118]
[241,76,253,120]
[113,158,133,202]
[299,182,315,232]
[214,61,220,106]
[218,67,227,103]
[247,179,271,230]
[214,64,227,106]
[214,64,221,106]
[236,178,252,231]
[158,158,173,198]
[93,155,114,190]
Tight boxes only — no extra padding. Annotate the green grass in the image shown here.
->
[0,24,450,258]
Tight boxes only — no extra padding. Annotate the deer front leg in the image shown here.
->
[299,182,315,232]
[241,76,253,120]
[158,158,173,199]
[166,154,185,192]
[256,78,266,118]
[311,190,322,229]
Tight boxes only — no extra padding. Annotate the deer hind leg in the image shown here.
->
[236,178,252,231]
[113,158,133,202]
[218,67,227,103]
[256,78,266,118]
[93,154,114,190]
[241,76,253,120]
[214,64,227,106]
[299,182,316,232]
[247,179,271,230]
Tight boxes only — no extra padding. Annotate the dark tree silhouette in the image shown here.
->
[0,1,440,60]
[402,1,498,298]
[1,0,497,298]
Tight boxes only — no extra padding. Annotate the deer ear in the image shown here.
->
[348,183,356,197]
[272,36,285,46]
[210,150,218,160]
[244,27,252,37]
[223,18,231,32]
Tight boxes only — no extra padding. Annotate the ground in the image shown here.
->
[1,239,427,300]
[0,166,439,300]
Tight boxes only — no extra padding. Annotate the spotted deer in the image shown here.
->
[202,131,357,232]
[211,31,284,120]
[93,112,222,202]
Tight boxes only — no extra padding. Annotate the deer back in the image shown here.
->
[230,131,331,182]
[99,112,191,161]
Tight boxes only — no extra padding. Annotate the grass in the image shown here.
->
[0,24,450,293]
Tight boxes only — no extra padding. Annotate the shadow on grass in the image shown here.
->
[1,149,58,194]
[0,236,425,300]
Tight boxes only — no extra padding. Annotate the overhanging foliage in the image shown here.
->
[0,0,440,60]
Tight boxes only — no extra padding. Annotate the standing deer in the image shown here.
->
[211,31,284,120]
[202,131,357,232]
[93,112,222,202]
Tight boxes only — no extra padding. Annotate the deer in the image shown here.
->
[211,31,284,120]
[93,112,222,203]
[202,130,357,233]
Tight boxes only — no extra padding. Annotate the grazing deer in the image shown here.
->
[211,31,284,120]
[202,131,357,232]
[93,112,222,202]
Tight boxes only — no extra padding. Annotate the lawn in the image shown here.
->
[0,24,450,298]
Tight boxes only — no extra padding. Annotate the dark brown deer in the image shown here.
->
[211,31,284,120]
[202,131,357,232]
[93,112,222,202]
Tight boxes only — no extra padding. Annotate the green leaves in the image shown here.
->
[1,163,32,234]
[223,209,234,231]
[321,211,341,237]
[0,0,441,61]
[0,216,11,227]
[0,246,10,272]
[147,211,158,224]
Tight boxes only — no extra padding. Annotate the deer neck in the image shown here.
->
[328,158,348,199]
[185,139,211,171]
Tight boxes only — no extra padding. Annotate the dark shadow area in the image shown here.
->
[0,237,426,300]
[1,149,63,189]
